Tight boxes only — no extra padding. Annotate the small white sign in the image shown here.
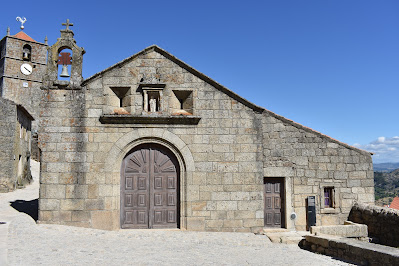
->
[23,82,29,88]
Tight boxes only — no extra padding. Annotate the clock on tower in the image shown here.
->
[0,19,48,129]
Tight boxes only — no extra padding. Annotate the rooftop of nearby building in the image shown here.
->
[389,197,399,210]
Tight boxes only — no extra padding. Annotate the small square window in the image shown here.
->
[172,90,193,115]
[324,187,334,208]
[110,87,130,108]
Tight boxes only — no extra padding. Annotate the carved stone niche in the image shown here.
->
[140,84,165,115]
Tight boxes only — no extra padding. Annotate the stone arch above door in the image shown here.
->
[104,128,194,174]
[104,128,194,229]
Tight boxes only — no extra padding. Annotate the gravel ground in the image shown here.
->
[2,161,354,265]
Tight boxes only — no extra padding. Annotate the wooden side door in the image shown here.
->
[264,178,285,228]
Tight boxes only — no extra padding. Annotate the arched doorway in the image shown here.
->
[120,143,180,229]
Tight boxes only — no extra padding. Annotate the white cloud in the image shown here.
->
[353,136,399,164]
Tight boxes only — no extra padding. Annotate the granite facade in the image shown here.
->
[38,37,374,232]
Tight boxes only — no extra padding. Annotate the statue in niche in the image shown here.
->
[149,96,157,113]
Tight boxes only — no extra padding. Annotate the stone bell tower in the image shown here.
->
[38,20,87,225]
[42,19,85,89]
[0,19,47,124]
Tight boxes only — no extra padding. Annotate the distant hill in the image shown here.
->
[374,168,399,206]
[373,162,399,172]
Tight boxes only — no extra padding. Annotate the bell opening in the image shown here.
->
[57,48,72,81]
[22,44,31,61]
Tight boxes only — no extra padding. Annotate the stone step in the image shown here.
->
[261,229,310,244]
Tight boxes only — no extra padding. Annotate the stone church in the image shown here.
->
[4,20,375,232]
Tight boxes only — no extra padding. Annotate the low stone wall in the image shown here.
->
[348,203,399,247]
[302,235,399,266]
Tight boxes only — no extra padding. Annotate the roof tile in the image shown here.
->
[12,31,36,42]
[390,197,399,210]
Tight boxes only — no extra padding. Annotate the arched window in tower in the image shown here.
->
[22,44,31,61]
[57,48,72,80]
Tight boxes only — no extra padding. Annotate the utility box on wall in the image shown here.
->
[307,196,316,230]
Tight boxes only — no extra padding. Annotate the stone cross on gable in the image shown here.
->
[62,19,74,30]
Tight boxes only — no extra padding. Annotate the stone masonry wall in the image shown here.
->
[349,203,399,247]
[15,106,33,187]
[262,112,374,230]
[39,48,265,232]
[303,234,399,266]
[0,37,6,95]
[1,36,47,128]
[0,98,17,192]
[39,46,374,232]
[38,88,87,226]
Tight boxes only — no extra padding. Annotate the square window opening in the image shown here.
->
[110,87,130,108]
[172,90,193,115]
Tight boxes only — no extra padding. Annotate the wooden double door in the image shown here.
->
[264,178,285,228]
[121,144,179,229]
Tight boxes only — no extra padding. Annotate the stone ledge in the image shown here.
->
[310,223,368,238]
[99,115,201,125]
[303,235,399,266]
[320,208,338,214]
[262,229,310,244]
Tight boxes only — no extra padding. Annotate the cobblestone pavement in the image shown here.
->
[2,161,354,265]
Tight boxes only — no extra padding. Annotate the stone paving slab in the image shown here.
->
[263,230,310,244]
[2,161,354,265]
[7,217,354,266]
[0,160,40,265]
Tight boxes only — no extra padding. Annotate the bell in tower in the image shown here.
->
[58,52,71,78]
[22,51,29,60]
[60,65,70,77]
[22,44,31,61]
[42,19,85,89]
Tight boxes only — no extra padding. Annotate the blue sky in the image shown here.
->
[1,0,398,163]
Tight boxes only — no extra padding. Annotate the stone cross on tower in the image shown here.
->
[62,19,73,30]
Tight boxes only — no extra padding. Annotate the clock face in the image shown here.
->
[20,63,32,75]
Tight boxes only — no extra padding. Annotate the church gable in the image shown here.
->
[83,45,262,118]
[83,45,370,157]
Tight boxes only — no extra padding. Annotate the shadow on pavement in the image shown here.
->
[10,198,38,221]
